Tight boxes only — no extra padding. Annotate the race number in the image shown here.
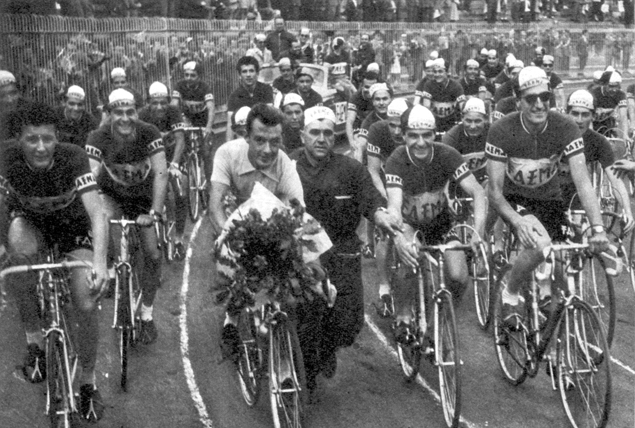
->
[335,102,346,124]
[331,62,347,76]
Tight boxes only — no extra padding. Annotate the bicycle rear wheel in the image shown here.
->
[556,299,611,428]
[46,332,76,428]
[436,290,462,428]
[236,309,262,407]
[580,257,616,348]
[116,266,133,391]
[187,153,201,222]
[492,267,529,385]
[269,321,307,428]
[198,154,209,211]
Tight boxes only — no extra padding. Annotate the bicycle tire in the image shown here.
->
[269,320,307,428]
[492,266,529,385]
[581,257,616,348]
[187,153,201,222]
[117,266,131,391]
[46,332,75,428]
[436,290,462,428]
[198,154,209,212]
[628,231,635,296]
[556,299,611,428]
[236,309,262,407]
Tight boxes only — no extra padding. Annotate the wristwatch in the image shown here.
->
[591,225,605,235]
[149,209,160,220]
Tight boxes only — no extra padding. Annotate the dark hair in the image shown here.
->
[6,102,57,139]
[246,103,284,136]
[236,55,260,73]
[363,71,379,82]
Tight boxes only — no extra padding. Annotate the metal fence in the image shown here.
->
[0,14,632,116]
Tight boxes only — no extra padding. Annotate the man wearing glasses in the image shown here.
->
[540,55,565,111]
[486,66,608,327]
[590,69,629,139]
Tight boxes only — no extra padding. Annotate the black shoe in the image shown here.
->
[320,350,337,379]
[173,241,186,261]
[502,302,524,331]
[139,319,158,345]
[79,384,104,422]
[375,294,394,318]
[220,324,240,363]
[22,343,46,383]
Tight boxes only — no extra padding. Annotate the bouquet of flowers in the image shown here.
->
[215,183,333,312]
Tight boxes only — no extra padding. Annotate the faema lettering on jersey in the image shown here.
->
[85,145,103,160]
[485,142,506,161]
[431,101,456,119]
[563,138,584,158]
[75,172,97,192]
[385,174,403,187]
[147,138,164,155]
[367,143,381,156]
[402,189,447,224]
[183,100,207,114]
[462,152,487,173]
[452,162,470,181]
[506,155,561,188]
[104,159,151,187]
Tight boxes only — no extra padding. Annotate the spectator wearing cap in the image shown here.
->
[563,90,634,233]
[226,56,274,143]
[0,70,33,143]
[56,85,99,149]
[494,60,524,103]
[230,106,251,140]
[482,50,504,82]
[272,58,297,95]
[442,98,490,184]
[460,59,491,104]
[540,55,565,110]
[292,67,323,109]
[476,48,489,68]
[298,29,315,64]
[264,17,295,61]
[416,58,466,134]
[355,34,376,72]
[493,54,517,89]
[289,105,400,398]
[246,34,273,67]
[280,93,305,152]
[346,71,380,162]
[591,70,629,139]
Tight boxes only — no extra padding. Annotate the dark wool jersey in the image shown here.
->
[548,72,563,90]
[627,84,634,98]
[385,143,470,225]
[493,96,517,120]
[85,121,163,202]
[485,111,583,201]
[292,87,323,109]
[482,62,504,80]
[560,128,614,192]
[460,77,488,98]
[228,82,274,112]
[591,86,628,124]
[348,90,374,130]
[366,121,401,162]
[55,107,99,148]
[138,105,185,155]
[493,70,510,87]
[282,124,303,153]
[494,80,515,103]
[358,111,385,140]
[420,79,466,132]
[443,122,490,182]
[172,80,214,127]
[0,143,97,218]
[272,76,296,95]
[414,77,430,98]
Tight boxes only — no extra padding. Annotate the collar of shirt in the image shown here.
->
[237,141,281,182]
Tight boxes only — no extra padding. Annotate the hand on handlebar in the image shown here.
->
[622,213,635,235]
[611,159,635,179]
[394,232,419,269]
[169,163,182,179]
[136,213,157,227]
[588,230,610,255]
[514,217,542,249]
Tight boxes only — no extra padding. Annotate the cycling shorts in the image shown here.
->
[410,210,460,246]
[506,194,568,242]
[10,210,93,254]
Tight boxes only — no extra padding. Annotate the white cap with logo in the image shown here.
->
[517,66,548,91]
[108,88,135,107]
[568,90,594,110]
[110,67,126,79]
[402,105,435,130]
[66,85,86,101]
[466,59,479,68]
[303,106,336,127]
[234,106,251,126]
[463,98,486,115]
[149,81,169,98]
[0,70,16,87]
[387,98,409,118]
[369,83,390,98]
[281,93,305,108]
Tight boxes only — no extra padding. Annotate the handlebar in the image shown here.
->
[418,243,472,256]
[181,127,205,133]
[541,242,622,277]
[0,260,93,279]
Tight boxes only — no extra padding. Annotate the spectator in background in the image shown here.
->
[264,17,295,61]
[341,0,362,21]
[292,66,323,109]
[482,50,504,82]
[577,30,589,76]
[531,46,545,67]
[298,28,314,64]
[438,30,450,70]
[454,30,471,79]
[246,34,273,67]
[279,39,303,67]
[622,32,633,75]
[273,57,296,95]
[590,0,604,21]
[355,34,376,71]
[56,85,98,148]
[313,33,327,65]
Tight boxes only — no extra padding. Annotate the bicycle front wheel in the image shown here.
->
[187,153,201,222]
[46,332,76,428]
[236,310,262,407]
[581,257,616,348]
[269,321,307,428]
[556,299,611,428]
[436,291,462,428]
[492,266,529,385]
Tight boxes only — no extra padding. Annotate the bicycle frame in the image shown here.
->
[110,219,141,330]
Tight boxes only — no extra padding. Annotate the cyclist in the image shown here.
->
[485,66,609,327]
[357,83,392,147]
[86,88,168,345]
[280,92,305,152]
[272,57,296,95]
[55,85,99,148]
[226,56,274,142]
[591,69,629,139]
[291,66,323,109]
[291,105,402,396]
[561,89,634,232]
[229,106,251,140]
[345,71,379,161]
[417,58,466,135]
[481,50,504,83]
[540,55,565,110]
[139,81,187,260]
[459,59,489,101]
[1,103,108,420]
[492,54,516,90]
[385,105,487,340]
[493,60,524,103]
[171,61,215,180]
[366,98,410,315]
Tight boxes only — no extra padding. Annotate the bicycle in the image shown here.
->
[1,256,91,428]
[182,127,209,222]
[392,229,466,428]
[110,218,145,391]
[493,242,620,428]
[234,297,307,428]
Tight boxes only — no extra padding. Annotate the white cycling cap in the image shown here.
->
[542,55,554,65]
[255,33,266,42]
[432,58,446,70]
[518,66,548,91]
[429,51,439,60]
[369,82,390,98]
[505,54,516,66]
[66,85,85,101]
[149,82,169,98]
[593,70,603,81]
[304,106,336,127]
[425,60,435,68]
[463,98,486,115]
[367,62,380,73]
[488,49,497,58]
[183,61,197,71]
[510,60,524,72]
[466,59,479,68]
[0,70,16,87]
[281,93,305,108]
[110,67,126,78]
[108,88,135,107]
[401,104,435,130]
[234,106,251,126]
[609,71,622,84]
[480,48,488,55]
[278,57,291,68]
[387,98,409,118]
[568,89,594,110]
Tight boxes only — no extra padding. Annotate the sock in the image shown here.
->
[378,283,391,296]
[502,287,520,306]
[79,369,96,387]
[140,304,153,321]
[26,330,44,349]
